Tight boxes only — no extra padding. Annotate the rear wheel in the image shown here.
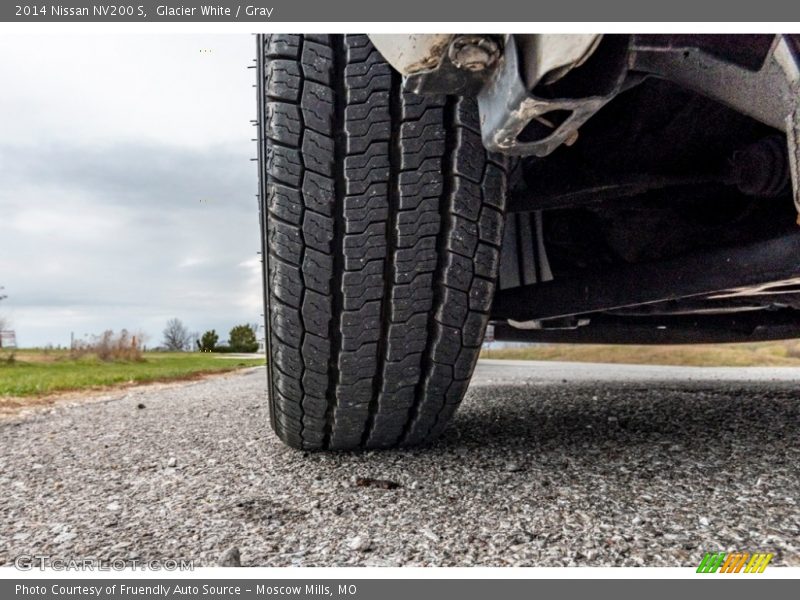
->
[259,34,506,450]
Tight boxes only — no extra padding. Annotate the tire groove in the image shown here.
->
[398,96,457,447]
[322,34,348,450]
[294,34,309,446]
[361,68,401,448]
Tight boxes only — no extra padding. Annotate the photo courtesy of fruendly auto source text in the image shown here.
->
[1,1,799,598]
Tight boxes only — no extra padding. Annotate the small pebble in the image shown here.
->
[347,536,371,552]
[219,546,241,567]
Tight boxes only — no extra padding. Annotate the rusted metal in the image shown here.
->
[448,35,500,72]
[477,35,629,156]
[368,34,453,75]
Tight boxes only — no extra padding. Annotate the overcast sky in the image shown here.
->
[0,34,261,348]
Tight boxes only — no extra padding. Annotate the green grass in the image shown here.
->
[0,350,265,398]
[480,340,800,367]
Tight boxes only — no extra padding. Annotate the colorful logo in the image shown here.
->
[697,552,774,573]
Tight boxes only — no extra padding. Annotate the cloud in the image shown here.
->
[0,35,268,347]
[1,141,255,208]
[0,34,256,148]
[1,122,262,347]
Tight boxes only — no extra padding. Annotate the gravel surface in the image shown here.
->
[1,362,798,567]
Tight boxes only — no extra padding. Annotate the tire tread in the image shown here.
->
[262,34,505,449]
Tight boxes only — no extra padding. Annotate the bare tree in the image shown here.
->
[162,318,191,351]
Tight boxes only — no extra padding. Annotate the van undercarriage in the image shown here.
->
[257,34,800,449]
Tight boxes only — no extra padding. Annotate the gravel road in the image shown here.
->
[1,360,798,567]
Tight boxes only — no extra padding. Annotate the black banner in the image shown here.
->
[3,579,798,600]
[3,0,800,22]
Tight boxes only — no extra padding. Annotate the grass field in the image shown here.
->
[4,339,799,405]
[480,340,800,367]
[0,350,265,398]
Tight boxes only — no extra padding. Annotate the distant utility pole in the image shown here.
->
[0,287,8,350]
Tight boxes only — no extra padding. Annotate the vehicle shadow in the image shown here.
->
[427,381,799,464]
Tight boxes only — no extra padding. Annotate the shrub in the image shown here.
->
[71,329,144,362]
[198,329,219,352]
[228,324,259,353]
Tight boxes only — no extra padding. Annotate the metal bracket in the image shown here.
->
[477,35,628,157]
[370,33,490,96]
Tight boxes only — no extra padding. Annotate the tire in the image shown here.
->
[259,34,506,450]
